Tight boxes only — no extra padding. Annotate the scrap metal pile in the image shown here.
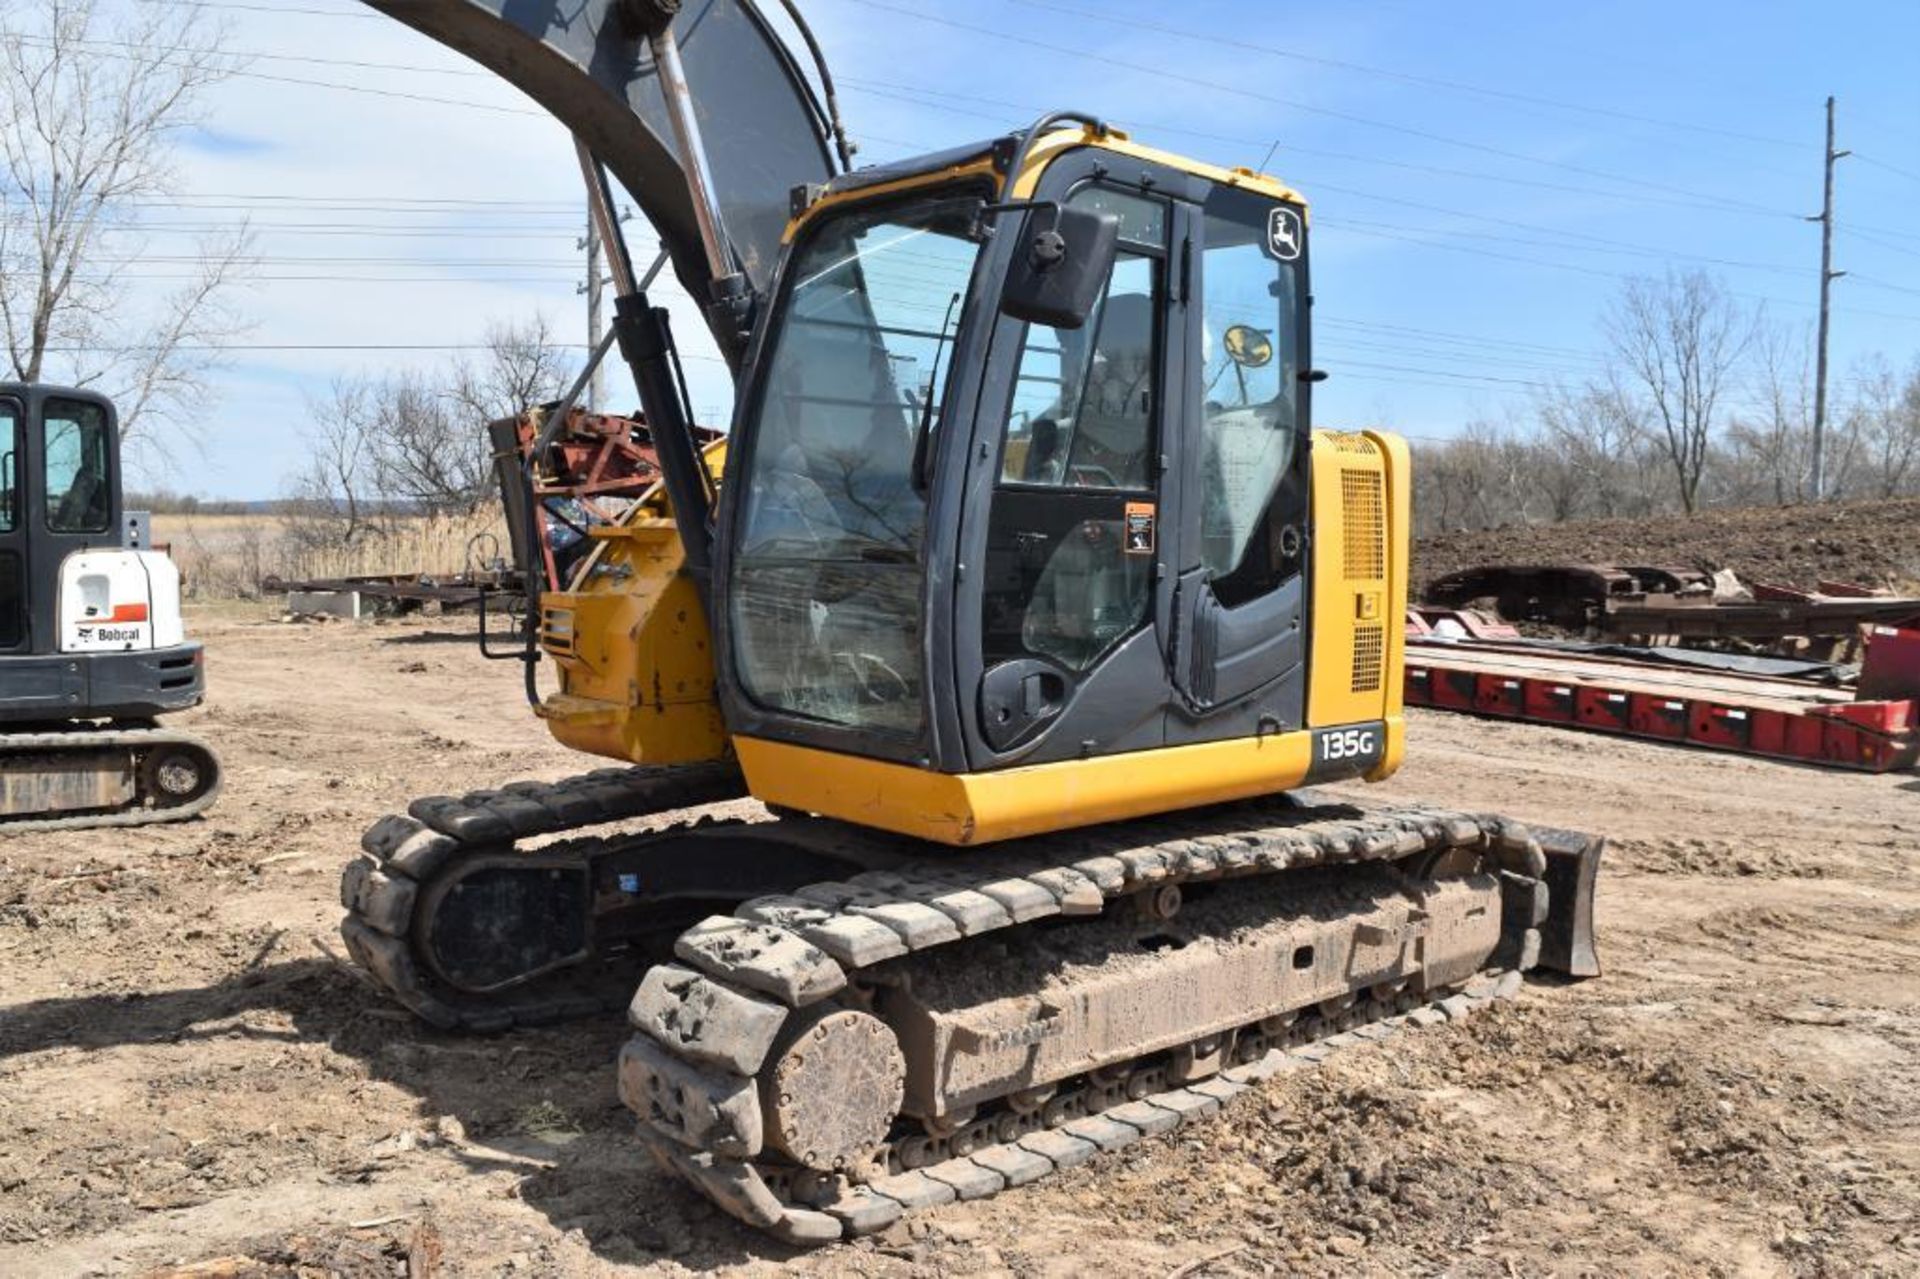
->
[1409,565,1920,771]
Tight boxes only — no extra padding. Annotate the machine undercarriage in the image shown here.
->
[0,725,221,834]
[343,764,1599,1242]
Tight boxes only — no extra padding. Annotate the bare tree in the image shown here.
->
[0,0,250,458]
[288,316,574,539]
[376,317,576,515]
[1533,381,1656,520]
[289,378,381,552]
[446,315,576,429]
[1603,270,1754,514]
[1411,419,1541,535]
[1847,355,1920,499]
[1724,320,1815,506]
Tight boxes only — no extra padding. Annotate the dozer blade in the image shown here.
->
[1533,825,1604,978]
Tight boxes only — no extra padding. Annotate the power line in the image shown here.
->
[0,30,545,117]
[1330,215,1806,278]
[1307,180,1799,270]
[2,194,574,211]
[147,193,580,208]
[43,341,729,364]
[1849,273,1920,299]
[92,255,593,267]
[3,225,584,239]
[1853,153,1920,186]
[1325,224,1920,324]
[835,75,1920,248]
[999,0,1807,154]
[1843,227,1920,260]
[27,30,491,78]
[841,78,1811,222]
[1317,318,1600,361]
[138,0,382,17]
[832,0,1800,220]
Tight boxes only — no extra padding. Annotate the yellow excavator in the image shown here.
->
[341,0,1601,1243]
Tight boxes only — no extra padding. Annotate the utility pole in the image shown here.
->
[580,206,606,410]
[1808,95,1849,501]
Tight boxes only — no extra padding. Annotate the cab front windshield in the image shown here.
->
[731,192,984,737]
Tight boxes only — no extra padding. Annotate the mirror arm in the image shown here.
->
[972,196,1060,244]
[999,110,1109,199]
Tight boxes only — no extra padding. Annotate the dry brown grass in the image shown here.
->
[155,510,511,599]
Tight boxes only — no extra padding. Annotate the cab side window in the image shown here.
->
[998,254,1157,492]
[0,401,16,534]
[984,188,1167,674]
[1198,191,1304,609]
[0,402,20,650]
[44,398,112,534]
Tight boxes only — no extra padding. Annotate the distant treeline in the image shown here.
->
[127,492,452,518]
[124,491,265,516]
[1406,271,1919,535]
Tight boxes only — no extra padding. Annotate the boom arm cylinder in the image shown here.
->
[612,293,717,598]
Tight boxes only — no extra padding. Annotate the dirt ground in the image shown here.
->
[3,609,1917,1278]
[1415,496,1920,598]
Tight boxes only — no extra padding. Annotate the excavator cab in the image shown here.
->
[713,136,1356,842]
[1,387,120,663]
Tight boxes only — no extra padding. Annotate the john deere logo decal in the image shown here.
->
[1266,207,1302,261]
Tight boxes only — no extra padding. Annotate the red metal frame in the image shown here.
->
[1404,635,1920,774]
[1859,624,1920,703]
[509,407,721,591]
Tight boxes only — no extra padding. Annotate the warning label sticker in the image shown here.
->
[1124,501,1156,555]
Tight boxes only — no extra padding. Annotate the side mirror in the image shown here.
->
[998,205,1120,330]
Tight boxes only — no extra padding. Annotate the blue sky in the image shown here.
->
[85,0,1920,495]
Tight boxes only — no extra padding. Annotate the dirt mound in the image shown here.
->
[1415,497,1920,597]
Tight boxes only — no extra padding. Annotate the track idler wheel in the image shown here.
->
[759,1006,904,1173]
[139,741,220,809]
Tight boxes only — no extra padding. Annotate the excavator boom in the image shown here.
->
[363,0,843,362]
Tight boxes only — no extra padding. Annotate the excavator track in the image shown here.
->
[339,760,751,1032]
[614,797,1602,1244]
[0,727,222,834]
[341,774,1600,1244]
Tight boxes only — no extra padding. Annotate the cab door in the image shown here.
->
[0,395,24,653]
[951,166,1194,767]
[1165,185,1314,744]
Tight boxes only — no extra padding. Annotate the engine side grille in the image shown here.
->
[540,607,577,657]
[1341,469,1385,581]
[1351,622,1384,692]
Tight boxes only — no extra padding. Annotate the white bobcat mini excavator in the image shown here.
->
[0,385,221,832]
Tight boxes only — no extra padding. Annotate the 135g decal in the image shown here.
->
[1305,721,1387,780]
[1318,726,1378,762]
